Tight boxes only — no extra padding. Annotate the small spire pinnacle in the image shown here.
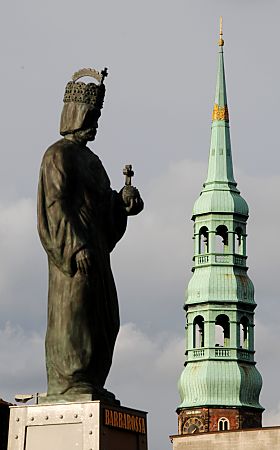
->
[219,16,224,47]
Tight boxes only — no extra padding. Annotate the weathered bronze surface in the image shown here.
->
[37,68,143,403]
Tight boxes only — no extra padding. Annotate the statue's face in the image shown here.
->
[80,110,100,141]
[83,125,98,141]
[74,125,97,143]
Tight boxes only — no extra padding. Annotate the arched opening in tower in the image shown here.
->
[239,316,249,349]
[215,225,228,253]
[199,227,209,254]
[235,226,244,255]
[215,314,230,347]
[193,315,205,348]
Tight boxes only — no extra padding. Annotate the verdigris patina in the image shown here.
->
[37,68,143,403]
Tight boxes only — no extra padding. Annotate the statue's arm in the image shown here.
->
[37,150,86,276]
[105,187,144,253]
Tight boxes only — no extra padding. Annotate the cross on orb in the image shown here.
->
[123,164,134,186]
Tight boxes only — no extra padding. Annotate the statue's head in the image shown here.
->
[60,68,108,139]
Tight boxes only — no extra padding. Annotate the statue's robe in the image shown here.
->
[37,138,127,396]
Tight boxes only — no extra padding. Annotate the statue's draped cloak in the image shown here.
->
[37,138,127,395]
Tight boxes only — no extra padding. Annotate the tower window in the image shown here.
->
[235,227,243,254]
[215,314,230,347]
[218,417,230,431]
[193,315,204,348]
[215,225,228,253]
[240,316,249,349]
[199,227,209,254]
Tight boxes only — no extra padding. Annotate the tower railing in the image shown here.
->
[193,253,247,267]
[186,347,254,362]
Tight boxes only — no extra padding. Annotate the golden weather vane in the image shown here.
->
[219,16,224,47]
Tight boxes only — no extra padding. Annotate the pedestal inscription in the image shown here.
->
[8,401,147,450]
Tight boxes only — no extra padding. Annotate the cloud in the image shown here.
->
[107,323,184,450]
[0,319,184,450]
[0,317,279,449]
[0,199,47,329]
[111,158,205,334]
[243,172,280,302]
[112,158,280,334]
[263,404,280,427]
[0,322,45,402]
[255,319,280,415]
[0,161,277,450]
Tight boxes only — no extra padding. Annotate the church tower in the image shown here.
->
[177,20,263,434]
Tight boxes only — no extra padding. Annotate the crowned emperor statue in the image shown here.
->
[37,68,143,403]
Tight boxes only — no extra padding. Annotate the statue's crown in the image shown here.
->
[63,67,108,110]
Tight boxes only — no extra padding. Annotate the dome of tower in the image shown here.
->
[186,266,255,305]
[192,189,249,217]
[178,361,263,410]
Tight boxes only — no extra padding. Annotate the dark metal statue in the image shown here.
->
[37,68,143,403]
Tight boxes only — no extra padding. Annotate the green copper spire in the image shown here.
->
[205,23,235,188]
[214,18,227,107]
[177,20,263,435]
[193,21,248,217]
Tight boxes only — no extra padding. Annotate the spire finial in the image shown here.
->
[219,16,224,47]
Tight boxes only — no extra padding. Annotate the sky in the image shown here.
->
[1,0,280,449]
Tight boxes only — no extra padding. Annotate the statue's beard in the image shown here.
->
[74,127,97,143]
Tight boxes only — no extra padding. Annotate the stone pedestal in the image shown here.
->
[0,399,11,450]
[8,401,148,450]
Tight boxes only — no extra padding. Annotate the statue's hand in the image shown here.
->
[76,249,91,276]
[120,186,144,216]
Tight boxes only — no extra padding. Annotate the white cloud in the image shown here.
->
[263,404,280,427]
[0,320,183,450]
[0,199,46,328]
[243,172,280,301]
[0,322,45,402]
[112,158,280,334]
[107,323,184,450]
[109,323,184,387]
[255,319,280,416]
[0,157,277,450]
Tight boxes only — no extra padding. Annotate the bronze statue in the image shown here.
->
[37,68,143,403]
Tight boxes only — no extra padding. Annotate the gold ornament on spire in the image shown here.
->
[219,16,224,47]
[212,104,229,122]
